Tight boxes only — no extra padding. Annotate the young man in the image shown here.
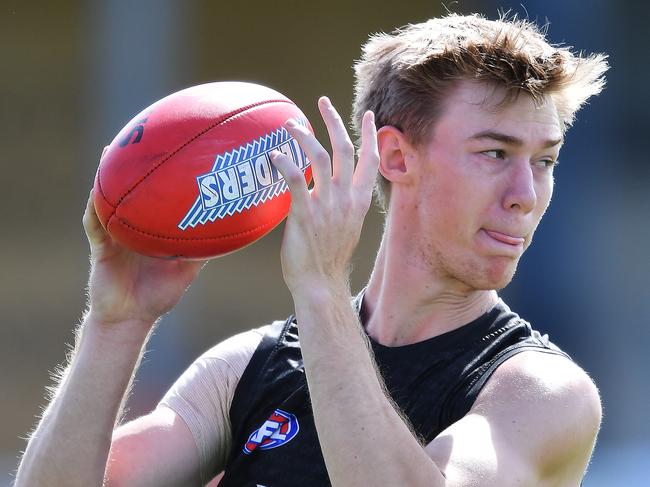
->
[16,13,608,487]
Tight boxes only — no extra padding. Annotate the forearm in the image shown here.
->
[15,313,152,487]
[295,284,445,487]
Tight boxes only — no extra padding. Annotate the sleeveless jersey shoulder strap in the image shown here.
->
[445,328,572,425]
[229,317,294,433]
[465,340,571,401]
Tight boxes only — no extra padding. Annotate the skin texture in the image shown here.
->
[407,82,559,291]
[272,85,600,486]
[15,181,206,486]
[15,81,600,487]
[365,81,562,345]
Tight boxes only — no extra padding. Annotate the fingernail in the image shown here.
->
[285,119,298,128]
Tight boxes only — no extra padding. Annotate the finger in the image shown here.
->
[181,258,210,280]
[284,118,332,193]
[318,96,355,186]
[269,149,310,216]
[353,111,380,197]
[82,190,110,250]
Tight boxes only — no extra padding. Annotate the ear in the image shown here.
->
[377,126,416,184]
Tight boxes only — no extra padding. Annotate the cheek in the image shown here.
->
[416,149,490,239]
[522,177,553,249]
[535,175,554,217]
[420,173,481,239]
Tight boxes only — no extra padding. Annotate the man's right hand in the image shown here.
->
[83,189,207,331]
[15,159,209,487]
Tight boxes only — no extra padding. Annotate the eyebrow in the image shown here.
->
[468,130,563,149]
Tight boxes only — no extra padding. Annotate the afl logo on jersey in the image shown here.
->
[243,409,300,455]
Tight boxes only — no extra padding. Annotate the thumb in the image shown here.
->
[83,190,111,252]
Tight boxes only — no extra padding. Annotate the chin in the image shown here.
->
[485,258,519,289]
[462,257,519,291]
[432,245,521,291]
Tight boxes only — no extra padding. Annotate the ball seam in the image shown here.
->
[100,98,294,219]
[112,214,283,241]
[96,172,114,209]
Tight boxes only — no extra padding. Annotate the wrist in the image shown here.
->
[289,277,351,305]
[83,309,155,345]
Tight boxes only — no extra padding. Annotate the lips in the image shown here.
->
[484,229,525,246]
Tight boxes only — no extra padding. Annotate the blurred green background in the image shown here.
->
[1,1,648,485]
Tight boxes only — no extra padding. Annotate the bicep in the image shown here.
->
[105,327,264,486]
[106,406,201,487]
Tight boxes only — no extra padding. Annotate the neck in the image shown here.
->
[364,215,499,347]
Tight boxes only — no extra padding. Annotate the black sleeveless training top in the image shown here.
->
[218,295,569,487]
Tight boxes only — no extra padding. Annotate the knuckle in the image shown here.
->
[359,145,379,160]
[337,140,355,157]
[359,198,372,214]
[313,149,331,167]
[287,170,305,185]
[354,193,372,212]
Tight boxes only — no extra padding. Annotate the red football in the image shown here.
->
[93,81,312,259]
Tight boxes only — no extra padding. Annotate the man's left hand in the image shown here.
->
[270,97,379,295]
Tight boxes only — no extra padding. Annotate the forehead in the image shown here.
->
[432,81,563,144]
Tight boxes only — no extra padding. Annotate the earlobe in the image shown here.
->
[377,126,413,183]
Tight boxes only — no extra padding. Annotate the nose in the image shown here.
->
[503,160,537,213]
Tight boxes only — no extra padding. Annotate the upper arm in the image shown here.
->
[425,351,602,487]
[106,327,265,486]
[105,406,201,487]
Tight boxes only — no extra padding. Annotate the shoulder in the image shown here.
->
[426,351,601,485]
[476,350,601,420]
[160,324,273,407]
[195,319,301,382]
[475,350,601,479]
[198,324,270,372]
[156,323,278,482]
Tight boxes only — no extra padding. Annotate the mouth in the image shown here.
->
[478,229,527,257]
[483,229,525,247]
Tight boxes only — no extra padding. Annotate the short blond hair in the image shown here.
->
[352,13,609,209]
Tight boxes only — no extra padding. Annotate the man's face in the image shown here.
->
[407,81,562,291]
